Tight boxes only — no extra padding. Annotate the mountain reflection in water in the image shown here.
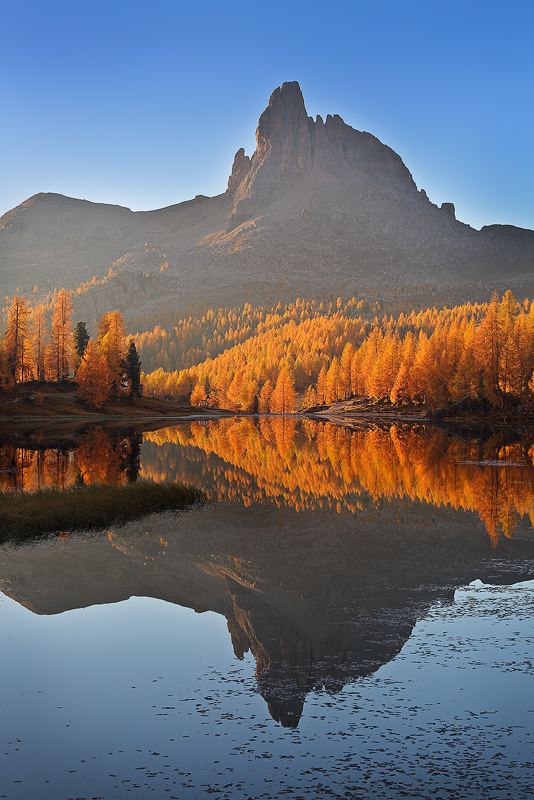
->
[2,418,534,728]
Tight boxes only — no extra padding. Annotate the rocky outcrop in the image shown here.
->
[226,81,416,232]
[226,82,314,231]
[226,148,251,197]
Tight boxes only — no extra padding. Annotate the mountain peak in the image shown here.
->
[256,80,312,173]
[267,79,306,105]
[225,81,416,232]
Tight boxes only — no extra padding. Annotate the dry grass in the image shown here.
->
[0,481,207,543]
[0,380,218,419]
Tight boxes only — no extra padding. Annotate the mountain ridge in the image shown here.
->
[1,81,533,320]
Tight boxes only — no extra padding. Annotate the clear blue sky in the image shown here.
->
[2,0,533,231]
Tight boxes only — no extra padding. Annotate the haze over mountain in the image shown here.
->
[1,81,533,319]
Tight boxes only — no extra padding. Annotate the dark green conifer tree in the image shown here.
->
[73,321,90,366]
[126,341,143,398]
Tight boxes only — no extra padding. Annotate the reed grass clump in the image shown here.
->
[0,481,207,543]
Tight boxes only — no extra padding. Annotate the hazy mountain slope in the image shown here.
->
[1,81,533,314]
[0,191,232,295]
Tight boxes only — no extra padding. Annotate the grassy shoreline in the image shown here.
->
[0,381,225,420]
[0,481,208,543]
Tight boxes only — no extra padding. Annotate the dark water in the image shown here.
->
[2,418,534,799]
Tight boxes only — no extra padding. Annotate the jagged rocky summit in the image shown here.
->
[225,81,417,231]
[1,80,533,320]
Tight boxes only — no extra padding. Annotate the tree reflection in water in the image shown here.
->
[143,417,534,545]
[0,427,142,491]
[3,419,534,543]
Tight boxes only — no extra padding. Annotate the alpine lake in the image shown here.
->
[2,415,534,800]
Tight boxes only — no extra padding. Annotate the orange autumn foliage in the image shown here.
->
[1,420,532,547]
[142,291,534,412]
[0,428,139,491]
[0,293,133,406]
[76,341,113,408]
[142,419,534,545]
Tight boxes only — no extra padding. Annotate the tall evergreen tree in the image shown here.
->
[125,340,143,398]
[73,321,90,366]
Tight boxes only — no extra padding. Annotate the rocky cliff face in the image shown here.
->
[226,81,416,232]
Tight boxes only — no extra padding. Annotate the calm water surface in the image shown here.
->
[2,418,534,799]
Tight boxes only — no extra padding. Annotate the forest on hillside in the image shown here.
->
[3,283,534,416]
[141,290,534,413]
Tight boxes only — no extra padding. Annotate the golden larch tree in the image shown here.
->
[258,379,273,413]
[49,289,73,383]
[98,311,127,397]
[76,341,112,408]
[5,294,30,383]
[0,339,13,393]
[31,304,48,382]
[190,381,207,406]
[270,367,296,414]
